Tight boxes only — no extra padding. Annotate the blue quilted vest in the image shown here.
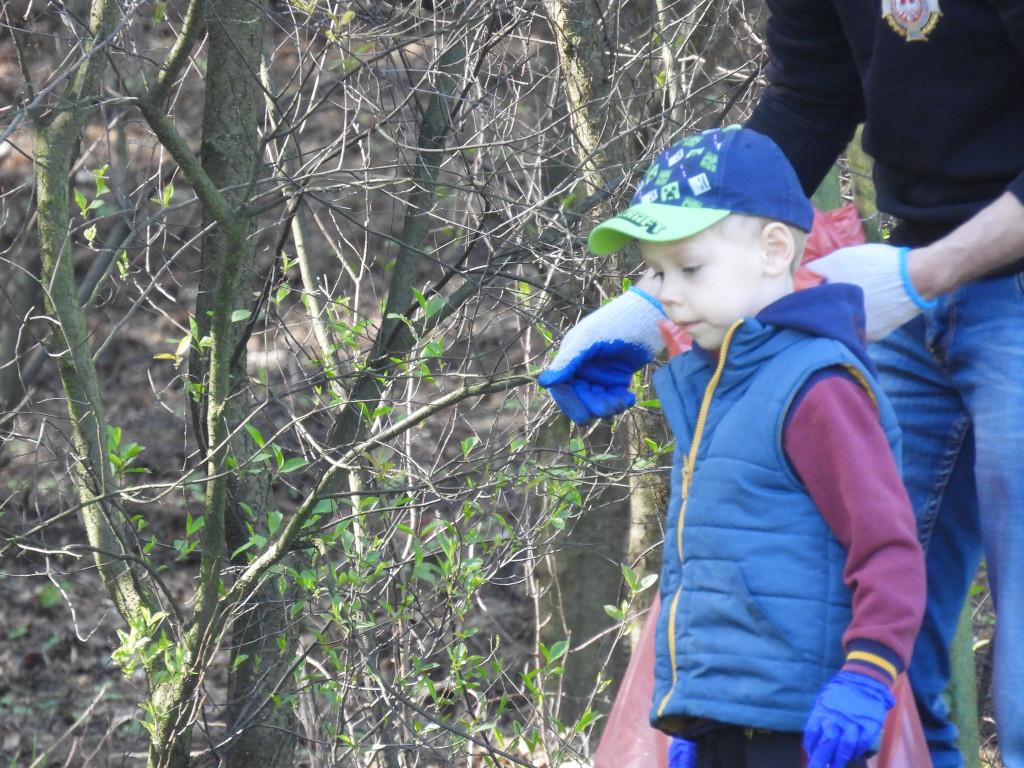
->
[649,318,902,734]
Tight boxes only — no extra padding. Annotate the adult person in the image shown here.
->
[538,3,1024,766]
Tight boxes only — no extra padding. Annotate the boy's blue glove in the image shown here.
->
[537,288,665,424]
[668,737,697,768]
[804,671,896,768]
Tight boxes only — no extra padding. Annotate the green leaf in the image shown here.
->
[603,604,625,621]
[424,295,447,320]
[245,424,265,448]
[93,164,109,196]
[231,540,257,559]
[36,583,64,610]
[279,457,307,473]
[231,309,252,323]
[268,509,283,535]
[414,561,437,583]
[575,708,600,731]
[621,562,640,591]
[546,640,569,662]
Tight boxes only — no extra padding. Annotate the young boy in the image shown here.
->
[558,127,926,768]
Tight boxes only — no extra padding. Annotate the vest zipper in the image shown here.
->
[657,319,743,718]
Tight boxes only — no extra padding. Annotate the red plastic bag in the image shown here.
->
[795,204,866,290]
[805,204,866,262]
[867,673,933,768]
[593,593,669,768]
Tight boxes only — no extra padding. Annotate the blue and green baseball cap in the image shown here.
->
[587,126,814,255]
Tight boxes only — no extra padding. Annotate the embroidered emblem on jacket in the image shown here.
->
[882,0,942,40]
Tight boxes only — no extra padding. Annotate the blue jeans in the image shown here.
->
[870,270,1024,768]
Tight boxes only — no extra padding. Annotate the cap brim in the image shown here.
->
[587,203,731,255]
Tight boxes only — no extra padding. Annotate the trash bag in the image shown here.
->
[795,204,866,291]
[867,673,933,768]
[593,593,670,768]
[805,204,867,262]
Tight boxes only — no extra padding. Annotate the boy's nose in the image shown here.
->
[656,275,682,306]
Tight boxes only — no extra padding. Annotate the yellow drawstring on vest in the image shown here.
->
[658,318,744,718]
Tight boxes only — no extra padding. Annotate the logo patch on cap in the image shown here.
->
[688,173,712,196]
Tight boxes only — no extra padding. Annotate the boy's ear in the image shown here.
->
[761,222,796,277]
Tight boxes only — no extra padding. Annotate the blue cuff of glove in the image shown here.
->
[629,286,664,312]
[898,247,938,310]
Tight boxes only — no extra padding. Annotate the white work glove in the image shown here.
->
[537,288,666,424]
[806,244,938,340]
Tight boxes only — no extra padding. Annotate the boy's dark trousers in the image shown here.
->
[692,726,870,768]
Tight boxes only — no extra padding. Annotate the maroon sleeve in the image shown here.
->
[784,372,926,687]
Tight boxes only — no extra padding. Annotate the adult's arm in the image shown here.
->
[745,0,865,195]
[908,191,1024,299]
[807,192,1024,340]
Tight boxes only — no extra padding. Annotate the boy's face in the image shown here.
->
[640,222,780,351]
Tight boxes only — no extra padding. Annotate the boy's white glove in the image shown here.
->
[537,288,665,424]
[806,244,938,341]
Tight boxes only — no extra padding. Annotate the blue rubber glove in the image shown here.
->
[668,737,697,768]
[537,288,666,424]
[805,244,938,341]
[804,671,896,768]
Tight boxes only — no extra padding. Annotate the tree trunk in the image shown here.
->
[540,0,659,731]
[30,0,185,764]
[189,0,299,763]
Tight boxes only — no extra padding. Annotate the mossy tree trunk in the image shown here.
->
[188,1,300,764]
[30,0,192,765]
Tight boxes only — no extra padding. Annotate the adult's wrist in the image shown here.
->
[902,244,951,302]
